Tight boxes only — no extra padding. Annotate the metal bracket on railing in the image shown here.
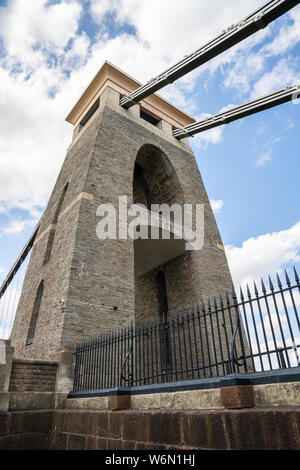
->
[230,291,247,372]
[120,341,134,386]
[230,316,247,372]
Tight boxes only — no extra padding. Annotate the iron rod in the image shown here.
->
[120,1,300,109]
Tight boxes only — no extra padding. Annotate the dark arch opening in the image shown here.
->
[133,144,185,209]
[133,163,152,210]
[26,280,44,346]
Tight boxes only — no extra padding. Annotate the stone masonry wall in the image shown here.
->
[9,361,57,392]
[0,408,299,450]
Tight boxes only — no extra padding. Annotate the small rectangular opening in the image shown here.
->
[79,98,100,131]
[140,107,161,127]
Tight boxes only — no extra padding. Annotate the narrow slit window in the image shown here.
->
[140,107,161,127]
[26,281,44,346]
[79,98,100,131]
[43,183,68,265]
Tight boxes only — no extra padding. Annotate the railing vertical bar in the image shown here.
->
[90,338,96,390]
[81,341,88,390]
[73,346,80,391]
[214,297,225,376]
[149,319,154,385]
[287,283,300,334]
[196,303,206,378]
[76,344,82,391]
[176,311,184,381]
[163,316,170,381]
[113,330,117,388]
[239,290,255,373]
[202,301,213,377]
[254,282,273,370]
[277,273,298,367]
[138,323,142,386]
[109,333,113,388]
[226,292,237,373]
[186,307,195,380]
[146,320,150,385]
[232,286,248,374]
[261,279,281,368]
[95,336,101,389]
[181,309,189,381]
[142,322,146,385]
[134,324,138,387]
[100,335,105,389]
[219,295,231,373]
[158,316,165,383]
[153,320,159,384]
[271,283,291,369]
[208,299,219,376]
[171,313,178,382]
[105,333,110,389]
[246,286,264,371]
[85,340,90,390]
[190,305,200,379]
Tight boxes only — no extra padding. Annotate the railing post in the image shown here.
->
[54,345,76,409]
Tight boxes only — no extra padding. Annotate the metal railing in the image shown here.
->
[72,267,300,392]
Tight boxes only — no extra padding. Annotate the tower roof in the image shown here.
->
[65,61,196,129]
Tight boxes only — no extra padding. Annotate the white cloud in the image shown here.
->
[210,199,224,214]
[0,216,38,238]
[225,221,300,289]
[224,52,265,96]
[251,57,300,98]
[255,136,281,167]
[256,149,272,167]
[263,6,300,57]
[0,0,82,60]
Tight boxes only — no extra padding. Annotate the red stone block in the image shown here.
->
[108,394,130,411]
[220,385,255,409]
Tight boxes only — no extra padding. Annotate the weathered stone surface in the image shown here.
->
[0,393,10,413]
[254,382,300,406]
[65,396,108,409]
[8,392,54,411]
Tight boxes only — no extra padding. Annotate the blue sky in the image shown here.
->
[0,0,300,294]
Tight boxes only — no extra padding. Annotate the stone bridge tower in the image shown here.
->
[10,61,233,361]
